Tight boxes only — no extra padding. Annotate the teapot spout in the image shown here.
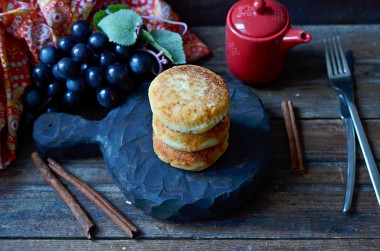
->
[281,27,312,53]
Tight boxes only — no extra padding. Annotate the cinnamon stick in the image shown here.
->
[281,101,305,174]
[31,152,94,239]
[47,158,139,238]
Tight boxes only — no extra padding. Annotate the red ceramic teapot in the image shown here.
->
[226,0,312,85]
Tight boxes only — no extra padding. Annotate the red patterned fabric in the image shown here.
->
[0,0,211,169]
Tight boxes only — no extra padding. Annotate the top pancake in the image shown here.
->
[148,65,230,134]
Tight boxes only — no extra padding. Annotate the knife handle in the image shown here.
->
[344,95,380,206]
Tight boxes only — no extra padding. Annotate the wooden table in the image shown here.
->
[1,25,380,250]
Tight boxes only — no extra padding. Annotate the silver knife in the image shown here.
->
[340,50,356,213]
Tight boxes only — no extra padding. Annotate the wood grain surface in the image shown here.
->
[166,0,380,26]
[1,25,380,250]
[0,239,379,251]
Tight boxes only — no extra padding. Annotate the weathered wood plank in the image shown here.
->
[192,25,380,119]
[0,182,379,239]
[166,0,380,26]
[4,122,380,239]
[272,119,380,162]
[4,121,380,239]
[1,154,379,191]
[2,156,378,188]
[1,158,377,187]
[0,158,112,186]
[194,25,380,77]
[9,118,380,184]
[4,119,380,189]
[1,239,379,251]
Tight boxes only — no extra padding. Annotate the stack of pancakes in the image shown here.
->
[148,65,230,171]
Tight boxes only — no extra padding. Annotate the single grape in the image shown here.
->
[33,80,45,89]
[66,77,86,93]
[86,66,105,89]
[33,64,52,83]
[106,63,130,86]
[46,106,60,113]
[71,20,92,43]
[52,63,66,82]
[24,89,41,108]
[129,52,152,75]
[40,46,60,65]
[87,32,108,53]
[63,91,81,109]
[99,51,116,68]
[71,43,92,63]
[97,87,120,108]
[114,44,132,62]
[58,36,76,54]
[56,58,79,79]
[46,82,64,97]
[80,63,90,76]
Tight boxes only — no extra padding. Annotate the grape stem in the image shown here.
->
[136,14,185,73]
[36,97,53,114]
[137,49,168,76]
[136,22,142,37]
[136,23,149,49]
[140,15,188,36]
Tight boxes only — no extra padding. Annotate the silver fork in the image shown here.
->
[339,50,356,213]
[324,36,380,207]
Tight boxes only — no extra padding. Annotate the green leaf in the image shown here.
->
[140,30,174,63]
[93,10,107,31]
[140,29,155,43]
[93,5,127,31]
[98,9,143,46]
[150,30,186,64]
[106,4,126,15]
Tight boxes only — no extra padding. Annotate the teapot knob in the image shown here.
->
[253,0,266,14]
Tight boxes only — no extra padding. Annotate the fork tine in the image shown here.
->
[333,37,343,74]
[327,38,338,75]
[337,36,350,73]
[324,39,334,76]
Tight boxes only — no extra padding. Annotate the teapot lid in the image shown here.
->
[229,0,288,38]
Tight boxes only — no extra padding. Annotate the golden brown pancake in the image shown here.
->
[148,65,230,134]
[153,114,230,152]
[152,132,228,171]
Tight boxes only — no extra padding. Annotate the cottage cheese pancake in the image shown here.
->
[153,114,230,152]
[148,65,230,134]
[153,132,229,171]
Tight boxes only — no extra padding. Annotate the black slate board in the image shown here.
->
[33,80,272,221]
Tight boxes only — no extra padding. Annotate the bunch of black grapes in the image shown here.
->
[24,20,155,120]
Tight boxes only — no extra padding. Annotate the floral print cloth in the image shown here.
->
[0,0,211,169]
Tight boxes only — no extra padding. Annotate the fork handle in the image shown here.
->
[343,117,356,213]
[343,94,380,206]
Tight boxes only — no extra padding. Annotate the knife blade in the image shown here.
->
[340,50,356,213]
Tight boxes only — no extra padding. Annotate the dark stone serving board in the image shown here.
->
[33,79,272,221]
